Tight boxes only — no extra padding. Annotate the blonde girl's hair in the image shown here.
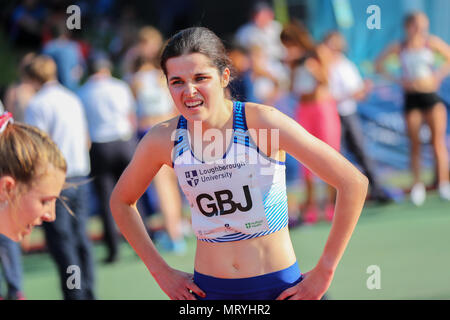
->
[23,55,57,85]
[0,121,67,185]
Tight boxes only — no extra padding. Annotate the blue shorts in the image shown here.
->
[193,261,303,300]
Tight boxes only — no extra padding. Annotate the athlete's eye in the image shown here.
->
[41,198,56,207]
[170,80,184,86]
[196,76,208,82]
[41,200,52,206]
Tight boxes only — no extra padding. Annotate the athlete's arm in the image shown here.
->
[246,104,369,300]
[429,35,450,84]
[109,118,205,300]
[375,42,401,83]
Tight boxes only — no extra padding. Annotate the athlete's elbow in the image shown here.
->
[338,170,368,196]
[351,172,369,197]
[109,186,129,218]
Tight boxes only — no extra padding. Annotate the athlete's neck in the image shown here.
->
[405,34,428,48]
[200,99,233,132]
[186,99,234,162]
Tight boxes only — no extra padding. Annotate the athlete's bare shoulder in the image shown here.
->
[241,102,289,159]
[244,102,286,130]
[428,35,450,54]
[138,115,182,166]
[142,115,180,140]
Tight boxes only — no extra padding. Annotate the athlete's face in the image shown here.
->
[1,164,65,241]
[406,14,429,38]
[166,53,230,122]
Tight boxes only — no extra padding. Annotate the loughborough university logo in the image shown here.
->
[185,170,199,187]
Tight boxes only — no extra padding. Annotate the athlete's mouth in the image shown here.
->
[184,100,204,109]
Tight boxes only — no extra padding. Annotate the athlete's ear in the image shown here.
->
[221,68,231,88]
[0,176,17,201]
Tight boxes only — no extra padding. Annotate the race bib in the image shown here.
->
[178,161,270,239]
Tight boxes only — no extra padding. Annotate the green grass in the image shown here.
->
[311,193,450,299]
[20,188,450,300]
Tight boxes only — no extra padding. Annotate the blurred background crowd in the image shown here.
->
[0,0,449,300]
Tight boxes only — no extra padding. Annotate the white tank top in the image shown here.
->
[399,43,435,81]
[172,101,289,242]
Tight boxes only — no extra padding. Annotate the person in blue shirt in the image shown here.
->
[42,20,85,91]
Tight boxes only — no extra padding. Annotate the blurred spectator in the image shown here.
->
[228,44,257,102]
[0,225,25,300]
[42,19,85,91]
[228,42,300,220]
[41,0,70,44]
[234,1,288,88]
[78,51,138,263]
[324,31,393,203]
[228,43,279,104]
[154,0,195,37]
[279,21,314,91]
[280,20,341,224]
[376,11,450,206]
[24,55,95,300]
[41,2,91,60]
[8,0,47,49]
[129,53,186,253]
[108,4,140,65]
[248,44,280,104]
[121,26,164,80]
[3,53,36,122]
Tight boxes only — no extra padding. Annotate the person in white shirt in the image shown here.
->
[77,52,138,263]
[235,1,288,89]
[24,55,95,300]
[325,31,392,203]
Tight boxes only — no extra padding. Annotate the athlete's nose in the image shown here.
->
[184,82,198,97]
[43,208,56,222]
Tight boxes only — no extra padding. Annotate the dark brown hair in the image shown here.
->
[280,20,315,53]
[404,11,427,28]
[160,27,232,79]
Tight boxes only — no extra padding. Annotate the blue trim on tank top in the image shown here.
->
[173,101,285,165]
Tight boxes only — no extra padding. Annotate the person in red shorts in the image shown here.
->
[281,21,341,223]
